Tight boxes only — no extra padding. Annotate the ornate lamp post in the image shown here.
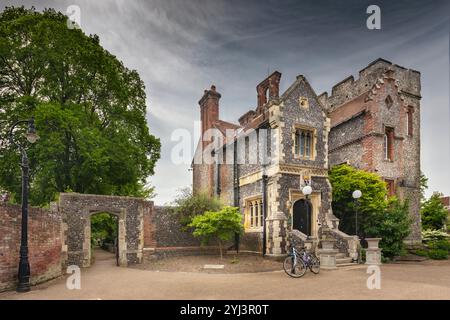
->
[8,117,39,292]
[302,185,312,239]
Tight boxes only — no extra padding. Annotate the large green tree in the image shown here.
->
[0,7,160,205]
[421,192,448,231]
[329,164,411,258]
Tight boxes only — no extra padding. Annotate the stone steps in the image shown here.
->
[336,257,354,265]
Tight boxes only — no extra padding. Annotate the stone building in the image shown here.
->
[192,58,422,258]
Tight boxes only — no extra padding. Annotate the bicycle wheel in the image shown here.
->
[283,256,307,278]
[309,254,320,274]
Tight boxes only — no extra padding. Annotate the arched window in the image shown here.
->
[384,127,394,161]
[406,107,413,136]
[385,95,393,109]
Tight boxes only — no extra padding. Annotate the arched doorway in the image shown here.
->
[292,199,312,236]
[60,193,154,268]
[90,212,119,267]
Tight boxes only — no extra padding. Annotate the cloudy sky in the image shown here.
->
[4,0,449,204]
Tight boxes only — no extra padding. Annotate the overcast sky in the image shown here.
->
[4,0,449,204]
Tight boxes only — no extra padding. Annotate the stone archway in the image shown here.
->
[88,210,121,267]
[58,193,154,268]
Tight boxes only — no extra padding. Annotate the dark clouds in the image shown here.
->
[3,0,449,204]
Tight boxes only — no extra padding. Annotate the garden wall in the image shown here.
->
[0,203,62,292]
[152,206,228,257]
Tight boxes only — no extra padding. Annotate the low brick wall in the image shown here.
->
[0,203,62,292]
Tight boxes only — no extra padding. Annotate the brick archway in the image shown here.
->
[59,193,154,268]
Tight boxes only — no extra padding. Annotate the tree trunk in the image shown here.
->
[218,239,223,259]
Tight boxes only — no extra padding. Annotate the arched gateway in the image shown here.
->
[59,193,154,267]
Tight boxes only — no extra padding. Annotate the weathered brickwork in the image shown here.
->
[327,59,422,243]
[0,203,62,292]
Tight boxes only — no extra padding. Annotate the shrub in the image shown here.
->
[427,240,450,252]
[329,164,411,259]
[427,249,448,260]
[365,198,411,258]
[422,229,449,242]
[412,249,428,257]
[171,187,222,228]
[188,206,243,259]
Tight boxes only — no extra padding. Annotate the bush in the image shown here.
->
[427,249,448,260]
[422,229,449,242]
[427,240,450,251]
[188,206,243,259]
[412,249,428,257]
[171,187,223,228]
[365,198,411,258]
[329,164,411,259]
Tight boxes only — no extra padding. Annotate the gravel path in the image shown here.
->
[1,250,450,300]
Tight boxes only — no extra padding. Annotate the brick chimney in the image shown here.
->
[256,71,282,109]
[199,85,221,135]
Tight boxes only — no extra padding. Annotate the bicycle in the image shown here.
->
[283,240,320,278]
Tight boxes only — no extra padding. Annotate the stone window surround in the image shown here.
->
[243,195,263,232]
[299,96,309,109]
[287,189,321,238]
[292,124,317,161]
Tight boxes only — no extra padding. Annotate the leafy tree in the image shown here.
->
[0,6,160,205]
[329,164,387,238]
[91,212,118,246]
[171,187,223,228]
[421,192,448,230]
[188,206,243,259]
[420,172,429,202]
[329,164,411,258]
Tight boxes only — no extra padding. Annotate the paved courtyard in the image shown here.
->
[1,250,450,300]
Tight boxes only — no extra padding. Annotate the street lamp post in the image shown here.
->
[352,190,362,236]
[352,189,362,263]
[8,117,39,292]
[302,185,312,239]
